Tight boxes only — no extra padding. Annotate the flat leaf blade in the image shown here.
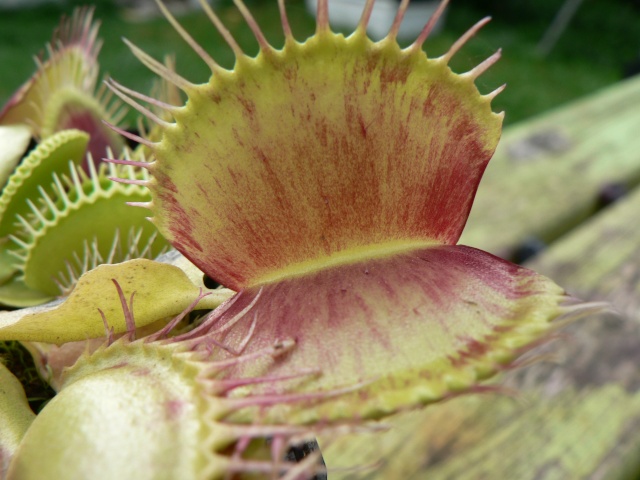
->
[0,259,228,344]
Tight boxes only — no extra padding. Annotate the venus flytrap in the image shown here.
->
[105,0,583,419]
[0,9,174,308]
[0,129,90,306]
[0,7,125,161]
[0,0,600,478]
[11,155,169,297]
[0,131,171,307]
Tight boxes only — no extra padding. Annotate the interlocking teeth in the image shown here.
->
[10,152,169,296]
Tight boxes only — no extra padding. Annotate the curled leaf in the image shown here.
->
[0,259,232,344]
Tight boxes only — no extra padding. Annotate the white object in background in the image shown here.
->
[305,0,446,41]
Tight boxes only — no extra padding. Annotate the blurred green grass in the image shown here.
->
[0,0,637,126]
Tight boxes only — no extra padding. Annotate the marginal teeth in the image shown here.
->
[105,79,172,129]
[233,0,271,51]
[103,120,157,149]
[198,0,244,58]
[11,153,169,297]
[154,0,219,71]
[122,38,194,92]
[466,48,503,80]
[442,16,493,63]
[50,227,171,296]
[1,7,126,150]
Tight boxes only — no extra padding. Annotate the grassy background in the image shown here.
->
[0,0,638,126]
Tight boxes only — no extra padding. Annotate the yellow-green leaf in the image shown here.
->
[0,259,233,344]
[0,362,36,475]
